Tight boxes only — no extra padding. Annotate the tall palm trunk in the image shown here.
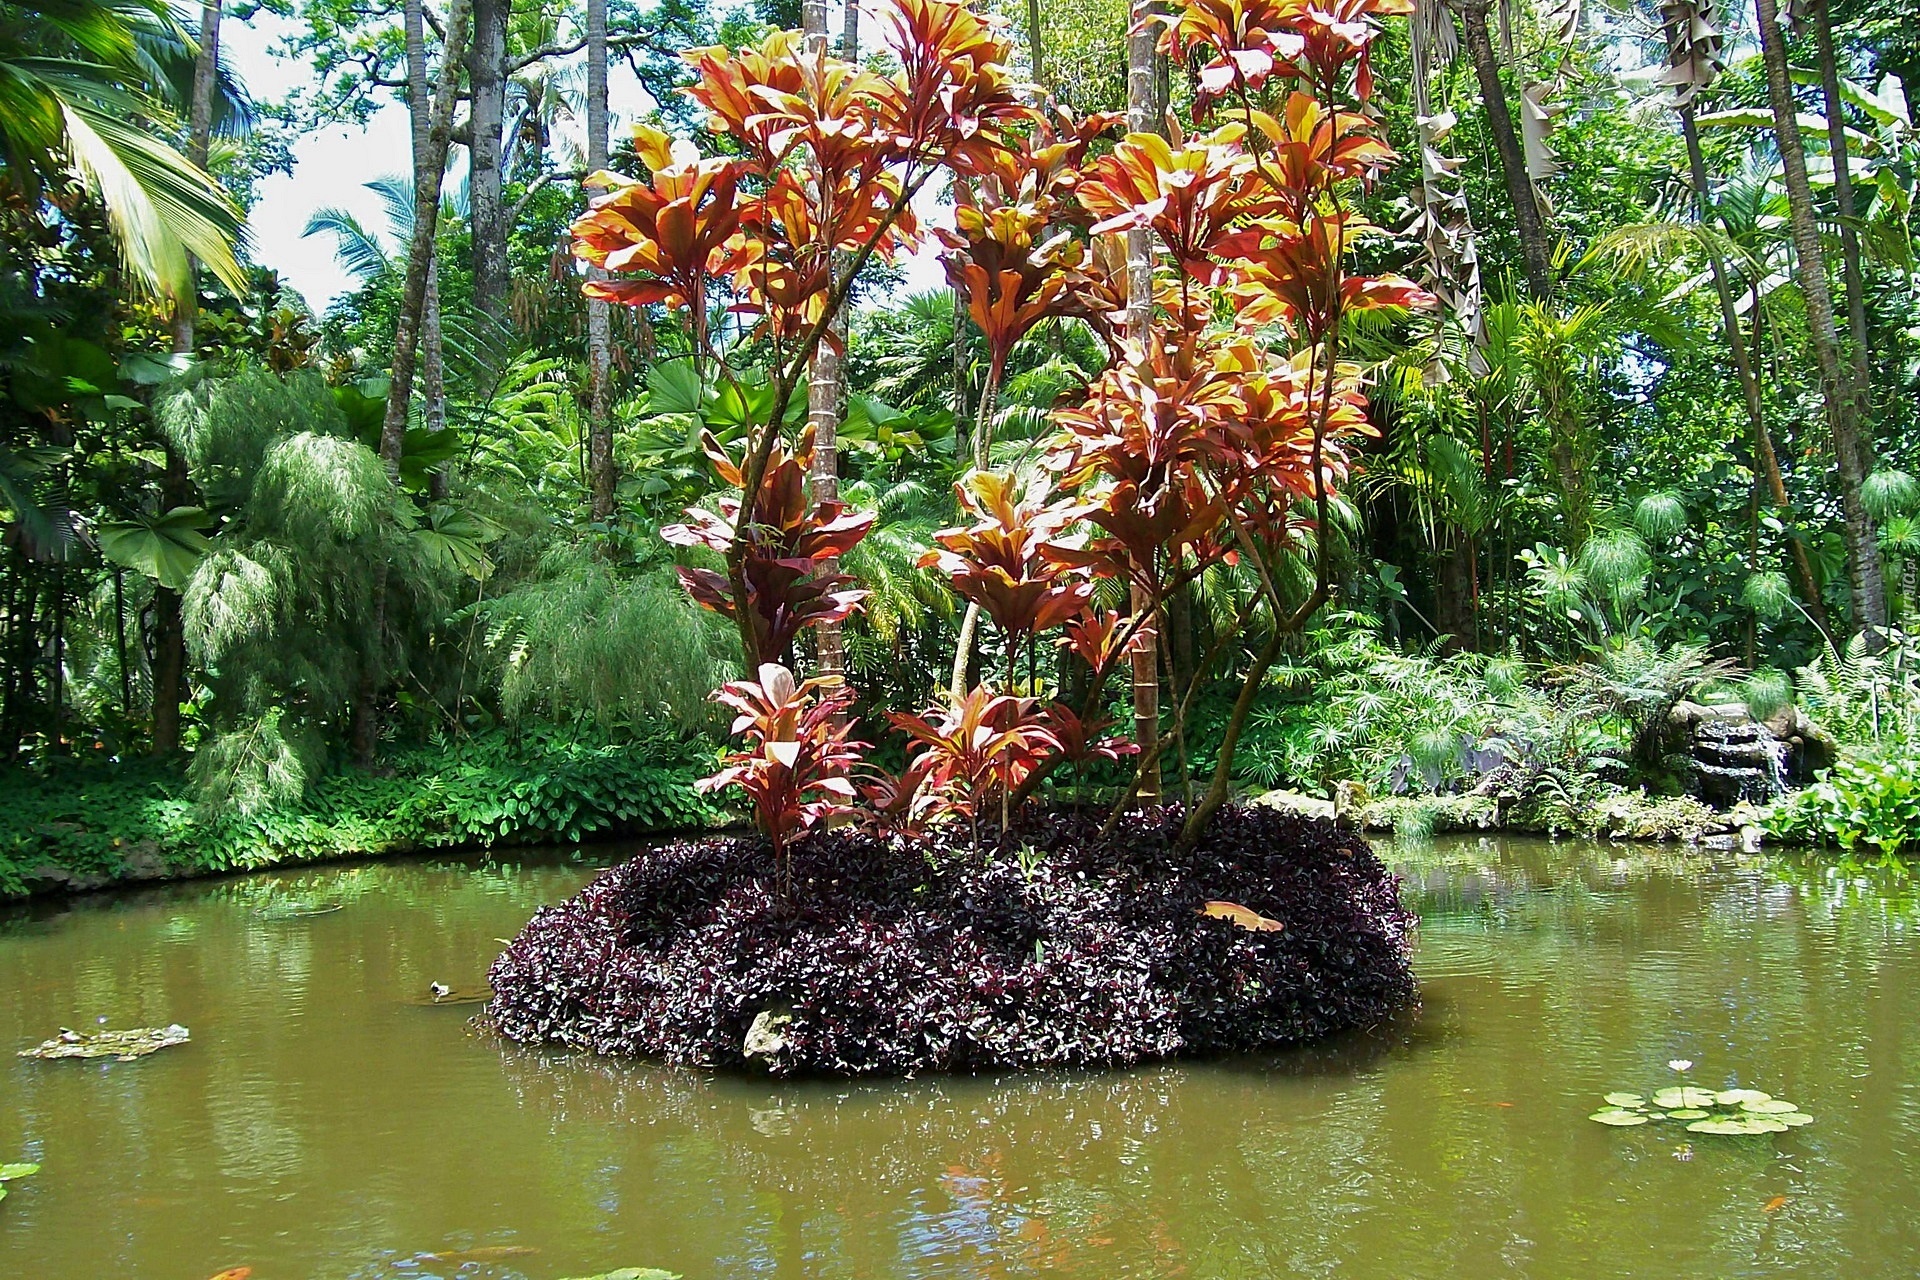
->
[407,0,449,497]
[154,0,221,751]
[1126,0,1161,800]
[803,0,848,697]
[1453,0,1554,299]
[1677,102,1832,636]
[468,0,510,320]
[1812,0,1874,474]
[585,0,616,520]
[358,0,471,764]
[167,0,222,356]
[1753,0,1889,642]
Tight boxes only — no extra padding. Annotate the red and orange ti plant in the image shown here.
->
[575,0,1425,859]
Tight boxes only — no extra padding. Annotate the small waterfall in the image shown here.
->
[1689,718,1789,807]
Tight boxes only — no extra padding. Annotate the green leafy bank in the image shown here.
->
[0,727,719,899]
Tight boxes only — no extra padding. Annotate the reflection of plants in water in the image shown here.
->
[487,1035,1413,1279]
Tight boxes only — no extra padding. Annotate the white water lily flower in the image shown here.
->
[1668,1059,1693,1073]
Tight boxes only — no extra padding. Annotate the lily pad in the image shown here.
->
[0,1164,39,1180]
[1715,1089,1772,1106]
[1774,1112,1815,1127]
[1653,1087,1719,1109]
[1667,1108,1711,1120]
[1590,1109,1650,1126]
[559,1269,681,1279]
[1686,1117,1759,1135]
[1740,1098,1800,1114]
[1687,1115,1790,1136]
[1604,1092,1646,1108]
[19,1025,189,1061]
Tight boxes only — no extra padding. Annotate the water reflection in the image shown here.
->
[1,838,1918,1278]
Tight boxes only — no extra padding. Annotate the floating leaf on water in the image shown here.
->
[0,1164,39,1181]
[0,1185,7,1203]
[1741,1099,1799,1115]
[1716,1089,1772,1106]
[1687,1115,1790,1135]
[1647,1112,1667,1119]
[19,1025,189,1061]
[1653,1087,1718,1109]
[558,1270,682,1279]
[1603,1093,1645,1108]
[1774,1112,1815,1127]
[1199,900,1284,932]
[207,1268,254,1280]
[1667,1109,1711,1120]
[1590,1109,1650,1126]
[1686,1118,1757,1135]
[1763,1196,1789,1213]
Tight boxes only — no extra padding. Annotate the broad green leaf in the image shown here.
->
[97,506,213,589]
[646,360,706,416]
[1714,1089,1771,1106]
[1740,1098,1799,1114]
[1603,1092,1645,1108]
[0,1163,38,1180]
[1589,1109,1648,1126]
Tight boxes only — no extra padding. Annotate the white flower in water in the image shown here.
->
[1668,1059,1693,1073]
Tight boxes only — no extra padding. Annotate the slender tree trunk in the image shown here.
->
[1812,0,1875,478]
[468,0,510,320]
[1754,0,1889,642]
[169,0,223,353]
[804,0,848,696]
[383,0,472,469]
[843,0,860,56]
[1026,0,1045,87]
[1455,0,1554,299]
[1127,0,1161,801]
[585,0,617,520]
[361,0,471,764]
[150,447,189,755]
[407,0,450,498]
[1678,102,1831,636]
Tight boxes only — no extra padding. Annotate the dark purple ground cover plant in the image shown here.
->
[487,803,1416,1077]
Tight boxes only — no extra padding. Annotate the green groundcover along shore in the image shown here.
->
[0,728,719,899]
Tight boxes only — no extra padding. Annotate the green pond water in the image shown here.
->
[2,836,1919,1279]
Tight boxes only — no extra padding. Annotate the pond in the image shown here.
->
[2,835,1918,1279]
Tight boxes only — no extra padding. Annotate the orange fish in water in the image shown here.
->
[420,1245,540,1264]
[1764,1196,1789,1214]
[1199,901,1284,932]
[207,1269,253,1280]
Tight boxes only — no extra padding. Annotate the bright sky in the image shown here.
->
[224,7,947,314]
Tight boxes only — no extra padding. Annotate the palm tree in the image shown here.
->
[1752,0,1889,642]
[0,0,247,300]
